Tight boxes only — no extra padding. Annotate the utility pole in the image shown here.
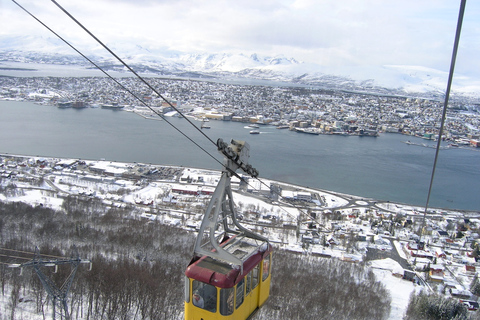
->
[11,247,91,320]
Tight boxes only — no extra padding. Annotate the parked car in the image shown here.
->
[460,300,479,311]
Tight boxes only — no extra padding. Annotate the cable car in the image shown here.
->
[185,139,272,320]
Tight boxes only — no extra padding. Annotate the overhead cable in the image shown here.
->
[420,0,466,240]
[50,0,218,148]
[13,0,330,231]
[11,0,225,171]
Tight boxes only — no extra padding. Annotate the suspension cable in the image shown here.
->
[13,0,333,231]
[11,0,264,189]
[11,0,225,171]
[11,1,469,244]
[50,0,218,148]
[420,0,466,240]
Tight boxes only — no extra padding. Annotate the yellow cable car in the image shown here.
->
[185,236,272,319]
[185,139,272,320]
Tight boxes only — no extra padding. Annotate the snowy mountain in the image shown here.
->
[176,53,299,73]
[1,34,479,102]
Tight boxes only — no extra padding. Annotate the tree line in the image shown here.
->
[1,197,393,319]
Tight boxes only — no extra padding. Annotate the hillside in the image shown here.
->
[0,200,391,320]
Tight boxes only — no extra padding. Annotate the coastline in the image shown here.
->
[1,152,476,215]
[1,153,478,320]
[0,99,479,211]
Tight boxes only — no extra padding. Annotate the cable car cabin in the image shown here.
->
[185,234,273,320]
[185,139,272,319]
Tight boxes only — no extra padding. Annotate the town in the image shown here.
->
[1,72,480,318]
[1,75,479,146]
[1,153,480,316]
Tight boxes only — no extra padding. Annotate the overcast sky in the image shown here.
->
[1,0,479,77]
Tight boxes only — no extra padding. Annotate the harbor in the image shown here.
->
[1,74,479,150]
[402,140,480,152]
[0,100,478,211]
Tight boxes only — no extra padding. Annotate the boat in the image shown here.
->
[295,128,319,135]
[72,101,87,109]
[247,124,260,129]
[357,129,379,137]
[101,104,124,110]
[201,119,210,129]
[249,130,260,134]
[58,100,86,109]
[56,100,73,108]
[331,131,349,136]
[456,139,470,145]
[276,125,290,129]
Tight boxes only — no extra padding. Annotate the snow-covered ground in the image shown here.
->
[1,154,479,319]
[371,258,417,320]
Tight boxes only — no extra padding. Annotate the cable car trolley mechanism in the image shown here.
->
[185,139,273,320]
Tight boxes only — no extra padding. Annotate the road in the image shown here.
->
[366,240,412,270]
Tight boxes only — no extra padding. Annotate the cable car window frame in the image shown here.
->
[184,276,190,303]
[192,280,217,313]
[220,287,235,316]
[236,278,245,309]
[246,270,252,295]
[252,264,260,289]
[262,254,271,281]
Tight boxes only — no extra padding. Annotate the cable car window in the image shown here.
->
[247,270,253,295]
[220,287,234,316]
[192,280,217,313]
[184,277,190,303]
[236,278,245,309]
[262,254,271,281]
[252,264,259,289]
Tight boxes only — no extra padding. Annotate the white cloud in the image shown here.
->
[1,0,479,76]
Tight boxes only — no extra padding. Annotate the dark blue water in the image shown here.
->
[1,101,478,211]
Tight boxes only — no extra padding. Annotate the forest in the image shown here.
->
[0,195,393,319]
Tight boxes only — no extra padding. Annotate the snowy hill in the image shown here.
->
[1,34,479,102]
[176,52,299,72]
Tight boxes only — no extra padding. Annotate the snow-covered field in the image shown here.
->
[1,154,479,319]
[371,258,417,319]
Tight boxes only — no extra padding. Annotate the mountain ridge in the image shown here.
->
[1,35,479,103]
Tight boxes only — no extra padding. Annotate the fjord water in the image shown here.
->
[1,100,478,211]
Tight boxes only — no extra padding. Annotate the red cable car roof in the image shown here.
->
[185,236,272,288]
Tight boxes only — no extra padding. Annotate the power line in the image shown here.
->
[0,254,32,262]
[11,0,225,171]
[12,0,329,232]
[420,0,466,242]
[0,247,65,260]
[13,1,266,184]
[50,0,218,148]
